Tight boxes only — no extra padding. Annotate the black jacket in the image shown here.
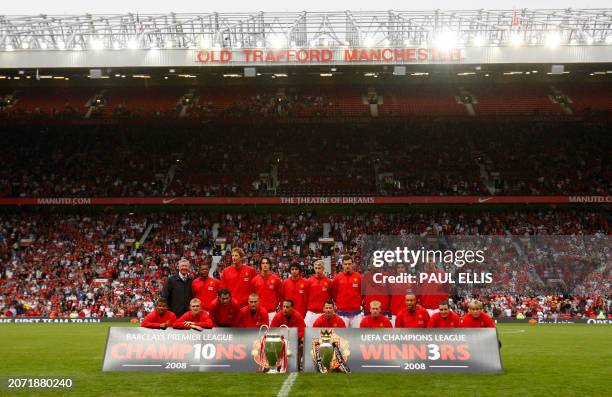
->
[162,274,193,317]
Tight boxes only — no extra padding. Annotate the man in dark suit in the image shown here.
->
[161,258,193,317]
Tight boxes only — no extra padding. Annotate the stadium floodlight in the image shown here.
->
[256,40,263,47]
[272,36,286,49]
[6,44,14,51]
[435,30,457,50]
[473,35,486,46]
[127,39,139,50]
[545,32,561,47]
[510,33,523,46]
[90,39,104,50]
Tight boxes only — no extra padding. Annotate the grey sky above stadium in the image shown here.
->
[3,0,611,15]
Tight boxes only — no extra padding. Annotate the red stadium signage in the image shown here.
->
[194,47,462,64]
[0,196,609,206]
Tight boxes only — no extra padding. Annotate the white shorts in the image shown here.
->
[305,311,323,328]
[339,313,363,328]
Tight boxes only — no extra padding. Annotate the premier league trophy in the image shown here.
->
[311,329,351,374]
[254,325,291,373]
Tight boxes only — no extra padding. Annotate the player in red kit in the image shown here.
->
[209,288,241,327]
[172,298,213,330]
[461,300,495,328]
[271,299,306,339]
[419,261,450,316]
[281,263,309,319]
[395,292,430,328]
[191,263,220,311]
[305,260,332,327]
[220,248,256,307]
[363,263,390,319]
[360,300,392,328]
[313,301,346,328]
[141,299,176,329]
[332,255,362,328]
[427,300,460,328]
[390,263,411,326]
[237,293,269,328]
[250,257,282,323]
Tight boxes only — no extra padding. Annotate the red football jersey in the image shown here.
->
[250,273,282,312]
[427,311,461,328]
[395,305,430,328]
[192,276,220,311]
[141,310,176,329]
[237,305,269,328]
[360,314,392,329]
[281,277,309,318]
[270,310,306,338]
[460,312,495,328]
[220,264,256,307]
[332,272,362,312]
[306,275,332,313]
[172,310,213,329]
[312,314,346,328]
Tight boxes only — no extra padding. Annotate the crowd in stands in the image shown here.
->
[0,122,609,198]
[0,209,609,318]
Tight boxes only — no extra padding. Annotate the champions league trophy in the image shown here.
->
[311,329,351,374]
[254,325,291,373]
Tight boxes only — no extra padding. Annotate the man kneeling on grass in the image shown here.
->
[173,298,213,331]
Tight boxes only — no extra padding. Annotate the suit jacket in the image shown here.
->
[162,274,193,317]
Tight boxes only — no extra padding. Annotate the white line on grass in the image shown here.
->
[277,372,298,397]
[498,329,526,334]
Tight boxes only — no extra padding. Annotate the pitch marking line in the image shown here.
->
[498,329,526,334]
[277,372,298,397]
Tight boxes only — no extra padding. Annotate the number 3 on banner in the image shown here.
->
[427,344,440,360]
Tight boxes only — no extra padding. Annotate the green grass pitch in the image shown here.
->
[0,323,610,397]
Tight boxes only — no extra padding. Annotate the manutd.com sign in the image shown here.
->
[195,47,462,64]
[0,196,609,206]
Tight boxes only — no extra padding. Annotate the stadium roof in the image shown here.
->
[1,9,612,68]
[2,9,612,50]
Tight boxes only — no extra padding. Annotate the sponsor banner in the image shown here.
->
[304,328,502,373]
[0,196,609,206]
[102,327,299,372]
